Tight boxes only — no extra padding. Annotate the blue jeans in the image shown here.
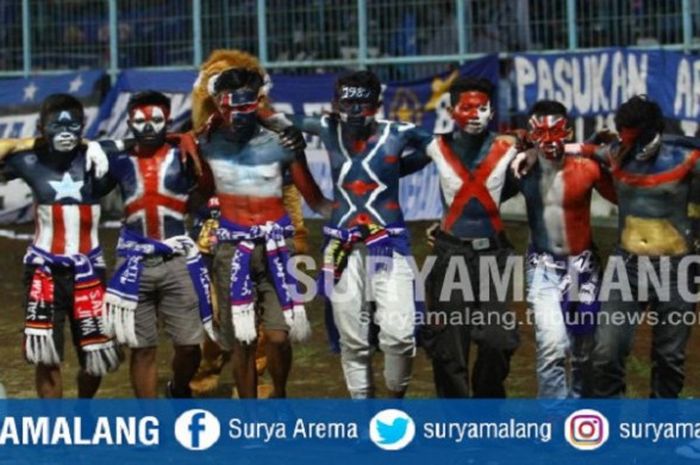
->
[526,260,594,399]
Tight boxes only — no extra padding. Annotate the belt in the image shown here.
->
[142,254,177,267]
[436,230,507,251]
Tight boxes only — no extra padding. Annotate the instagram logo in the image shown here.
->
[564,409,609,451]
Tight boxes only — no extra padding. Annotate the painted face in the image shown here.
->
[129,104,169,148]
[618,127,642,149]
[451,91,492,134]
[618,126,661,161]
[336,100,378,127]
[335,84,379,131]
[528,114,571,160]
[215,87,259,140]
[42,109,83,153]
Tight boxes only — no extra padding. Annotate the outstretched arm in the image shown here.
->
[594,167,618,204]
[399,125,433,177]
[262,112,324,135]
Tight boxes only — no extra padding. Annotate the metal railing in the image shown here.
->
[0,0,697,80]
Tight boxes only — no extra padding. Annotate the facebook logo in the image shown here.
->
[174,409,221,451]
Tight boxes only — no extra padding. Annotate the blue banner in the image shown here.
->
[511,48,700,136]
[0,400,699,464]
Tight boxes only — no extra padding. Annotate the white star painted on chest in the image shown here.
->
[49,172,84,201]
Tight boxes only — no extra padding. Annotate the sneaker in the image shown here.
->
[165,381,192,399]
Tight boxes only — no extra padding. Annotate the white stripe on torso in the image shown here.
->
[426,138,464,206]
[208,159,283,197]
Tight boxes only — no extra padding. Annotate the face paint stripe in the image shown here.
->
[78,204,93,255]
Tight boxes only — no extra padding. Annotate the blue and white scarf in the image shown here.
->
[216,216,310,345]
[104,229,216,347]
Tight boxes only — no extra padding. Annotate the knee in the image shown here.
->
[175,345,202,360]
[264,330,290,347]
[536,331,569,361]
[131,347,157,363]
[378,330,415,357]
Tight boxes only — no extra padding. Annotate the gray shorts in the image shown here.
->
[213,242,289,346]
[116,255,204,348]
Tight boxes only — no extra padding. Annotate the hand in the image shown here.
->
[172,131,203,178]
[279,126,306,152]
[510,129,532,152]
[426,222,439,247]
[318,198,334,219]
[85,141,109,178]
[587,128,618,145]
[511,149,537,179]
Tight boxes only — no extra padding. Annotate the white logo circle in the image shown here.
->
[369,409,416,451]
[564,408,609,451]
[174,409,221,451]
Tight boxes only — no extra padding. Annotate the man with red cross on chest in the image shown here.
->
[421,77,521,398]
[96,91,214,398]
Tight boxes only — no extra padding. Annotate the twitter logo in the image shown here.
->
[369,409,416,451]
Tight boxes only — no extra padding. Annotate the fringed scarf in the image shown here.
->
[216,216,310,345]
[527,248,601,335]
[104,229,217,347]
[23,245,120,376]
[318,223,410,297]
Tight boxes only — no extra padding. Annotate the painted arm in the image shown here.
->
[289,150,332,218]
[501,147,522,201]
[262,112,324,135]
[510,148,537,179]
[84,139,135,179]
[594,166,618,204]
[0,146,33,181]
[399,126,433,177]
[0,159,19,182]
[565,142,613,172]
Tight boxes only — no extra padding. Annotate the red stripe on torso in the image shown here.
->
[611,150,700,187]
[78,205,93,254]
[561,157,598,255]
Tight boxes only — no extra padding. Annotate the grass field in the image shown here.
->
[1,219,698,398]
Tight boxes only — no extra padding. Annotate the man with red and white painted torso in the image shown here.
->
[421,77,520,398]
[514,100,616,398]
[195,67,331,399]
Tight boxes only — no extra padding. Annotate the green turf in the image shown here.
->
[1,220,698,398]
